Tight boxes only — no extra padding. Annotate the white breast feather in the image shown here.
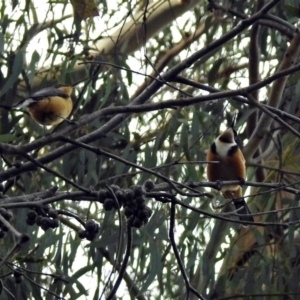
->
[215,138,236,157]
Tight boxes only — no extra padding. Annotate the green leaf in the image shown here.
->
[207,58,225,84]
[0,134,15,142]
[140,237,162,293]
[0,51,23,97]
[27,50,40,83]
[284,3,300,18]
[0,32,4,53]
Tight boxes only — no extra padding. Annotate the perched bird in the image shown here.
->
[13,84,73,126]
[206,120,254,223]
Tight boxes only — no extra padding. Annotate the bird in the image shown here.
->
[12,84,73,126]
[206,119,254,223]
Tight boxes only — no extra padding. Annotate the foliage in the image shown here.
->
[0,0,300,299]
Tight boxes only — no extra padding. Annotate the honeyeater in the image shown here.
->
[13,84,73,126]
[206,123,254,223]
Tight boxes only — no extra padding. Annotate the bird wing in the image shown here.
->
[13,87,69,109]
[29,87,69,100]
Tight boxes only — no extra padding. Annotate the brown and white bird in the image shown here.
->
[13,84,73,126]
[206,121,254,223]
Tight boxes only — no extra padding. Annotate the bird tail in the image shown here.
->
[233,199,254,223]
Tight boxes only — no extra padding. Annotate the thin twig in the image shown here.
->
[151,192,300,227]
[99,186,124,300]
[105,221,133,300]
[0,234,30,270]
[59,136,211,198]
[169,198,206,300]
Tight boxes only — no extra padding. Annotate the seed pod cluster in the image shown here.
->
[98,184,153,229]
[98,185,124,210]
[26,206,59,231]
[124,185,153,228]
[14,267,23,284]
[78,219,100,241]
